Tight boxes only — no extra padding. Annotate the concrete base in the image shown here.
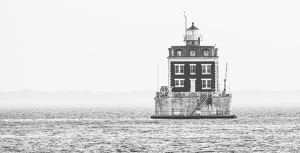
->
[153,92,233,118]
[150,114,237,119]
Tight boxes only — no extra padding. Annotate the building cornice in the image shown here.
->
[168,57,218,59]
[170,45,215,48]
[168,57,218,61]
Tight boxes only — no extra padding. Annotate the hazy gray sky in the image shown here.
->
[1,0,300,92]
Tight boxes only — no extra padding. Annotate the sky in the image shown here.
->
[1,0,300,92]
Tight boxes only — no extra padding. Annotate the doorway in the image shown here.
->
[190,79,196,92]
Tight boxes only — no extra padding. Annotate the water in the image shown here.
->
[1,107,300,152]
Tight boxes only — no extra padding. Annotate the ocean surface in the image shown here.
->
[0,107,300,152]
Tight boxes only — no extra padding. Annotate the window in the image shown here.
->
[190,64,196,75]
[175,79,184,87]
[204,50,209,56]
[190,50,195,56]
[201,64,211,74]
[177,51,182,56]
[201,78,212,89]
[175,64,184,75]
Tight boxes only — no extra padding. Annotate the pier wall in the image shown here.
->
[154,92,231,116]
[155,97,198,116]
[212,95,231,115]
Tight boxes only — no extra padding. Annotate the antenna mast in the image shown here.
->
[223,63,228,95]
[183,12,187,41]
[157,64,159,92]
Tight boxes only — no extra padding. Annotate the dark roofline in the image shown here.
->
[187,22,199,30]
[170,45,215,48]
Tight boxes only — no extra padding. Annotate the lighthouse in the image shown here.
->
[168,22,219,93]
[151,21,236,119]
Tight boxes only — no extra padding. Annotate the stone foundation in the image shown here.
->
[154,92,232,117]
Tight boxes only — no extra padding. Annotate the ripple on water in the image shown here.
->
[0,107,300,152]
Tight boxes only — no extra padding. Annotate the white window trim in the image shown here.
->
[190,51,195,56]
[201,78,212,80]
[204,50,209,56]
[201,78,212,89]
[177,51,182,56]
[201,64,212,75]
[189,64,196,75]
[174,64,184,75]
[175,79,185,87]
[189,78,196,81]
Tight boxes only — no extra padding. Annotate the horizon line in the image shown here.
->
[1,88,300,92]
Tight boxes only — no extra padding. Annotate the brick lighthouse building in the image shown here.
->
[151,21,236,119]
[168,22,219,93]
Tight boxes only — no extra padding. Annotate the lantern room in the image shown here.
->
[184,22,201,46]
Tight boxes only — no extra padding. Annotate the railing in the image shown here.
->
[199,92,211,108]
[188,92,212,116]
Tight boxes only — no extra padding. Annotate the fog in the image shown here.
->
[1,89,299,108]
[1,1,300,107]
